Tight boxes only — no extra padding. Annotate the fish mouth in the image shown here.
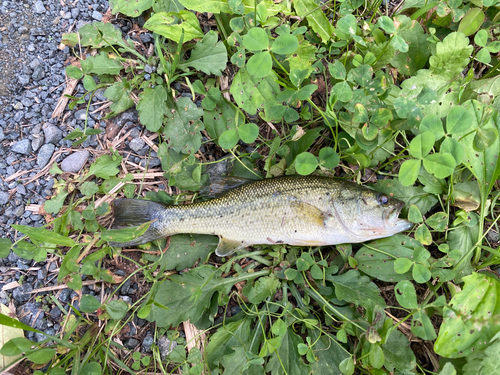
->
[384,201,413,231]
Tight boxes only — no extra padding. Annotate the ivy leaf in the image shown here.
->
[147,265,239,328]
[87,153,122,179]
[137,85,169,132]
[293,0,333,43]
[109,0,153,17]
[163,97,204,154]
[326,270,386,307]
[265,326,311,374]
[143,234,218,271]
[435,272,500,358]
[81,53,123,75]
[144,11,204,42]
[243,274,281,304]
[355,235,420,282]
[429,32,473,79]
[178,31,228,76]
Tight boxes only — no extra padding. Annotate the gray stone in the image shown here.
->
[37,268,47,280]
[43,123,63,144]
[74,109,89,120]
[27,43,35,52]
[18,74,30,86]
[11,139,32,155]
[0,192,9,205]
[32,65,45,81]
[129,138,145,152]
[31,133,44,152]
[12,283,33,303]
[0,128,4,142]
[16,184,26,195]
[142,334,154,353]
[91,10,102,21]
[13,205,24,216]
[37,143,55,168]
[33,0,45,13]
[158,336,177,361]
[124,338,140,349]
[60,150,89,173]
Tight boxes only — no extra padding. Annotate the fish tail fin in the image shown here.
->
[109,198,169,247]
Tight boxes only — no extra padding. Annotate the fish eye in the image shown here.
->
[378,194,390,206]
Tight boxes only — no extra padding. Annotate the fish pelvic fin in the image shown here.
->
[290,201,330,228]
[216,237,246,257]
[109,198,168,247]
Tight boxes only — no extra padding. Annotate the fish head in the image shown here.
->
[332,189,413,241]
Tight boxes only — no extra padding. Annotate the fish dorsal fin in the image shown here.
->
[200,176,254,198]
[216,237,246,257]
[290,201,330,228]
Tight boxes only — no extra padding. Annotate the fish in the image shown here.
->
[109,175,413,256]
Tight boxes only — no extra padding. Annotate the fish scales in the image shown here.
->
[110,175,413,256]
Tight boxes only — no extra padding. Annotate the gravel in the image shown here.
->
[0,0,177,355]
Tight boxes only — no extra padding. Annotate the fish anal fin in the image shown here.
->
[290,201,330,228]
[216,237,245,257]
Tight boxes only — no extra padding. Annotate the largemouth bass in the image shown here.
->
[109,175,413,256]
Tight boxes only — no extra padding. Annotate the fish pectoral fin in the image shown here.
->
[291,201,330,228]
[216,237,246,257]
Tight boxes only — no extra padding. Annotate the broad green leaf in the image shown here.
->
[102,222,151,243]
[309,329,350,374]
[395,280,418,309]
[177,0,231,13]
[103,80,134,117]
[408,204,423,223]
[289,68,310,88]
[81,53,123,75]
[242,27,269,51]
[410,131,434,159]
[435,272,500,357]
[457,8,485,36]
[361,123,378,141]
[148,266,246,327]
[80,295,101,313]
[163,97,204,154]
[0,239,11,259]
[201,87,221,111]
[271,34,299,55]
[415,224,432,245]
[475,48,491,64]
[394,257,413,274]
[219,346,263,374]
[426,212,448,231]
[449,222,478,281]
[293,0,333,43]
[390,18,430,75]
[463,337,500,375]
[412,263,431,283]
[347,65,373,88]
[319,147,339,169]
[398,159,421,186]
[105,300,129,320]
[10,225,76,247]
[87,153,122,179]
[412,310,437,340]
[65,65,83,80]
[82,75,97,91]
[137,85,169,132]
[144,11,204,42]
[378,16,395,34]
[392,35,409,52]
[230,68,280,115]
[370,108,393,128]
[205,97,246,140]
[246,51,272,77]
[295,152,318,175]
[441,137,465,164]
[237,123,259,143]
[26,348,56,364]
[265,326,311,374]
[382,329,416,372]
[44,191,69,215]
[326,270,385,307]
[80,181,99,197]
[420,114,444,140]
[423,153,456,178]
[430,32,473,79]
[219,129,239,149]
[355,235,418,282]
[154,0,184,12]
[331,81,352,102]
[474,126,499,151]
[369,343,385,369]
[446,106,474,134]
[81,362,102,375]
[178,31,228,76]
[328,60,346,80]
[109,0,153,16]
[352,103,368,123]
[243,274,281,304]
